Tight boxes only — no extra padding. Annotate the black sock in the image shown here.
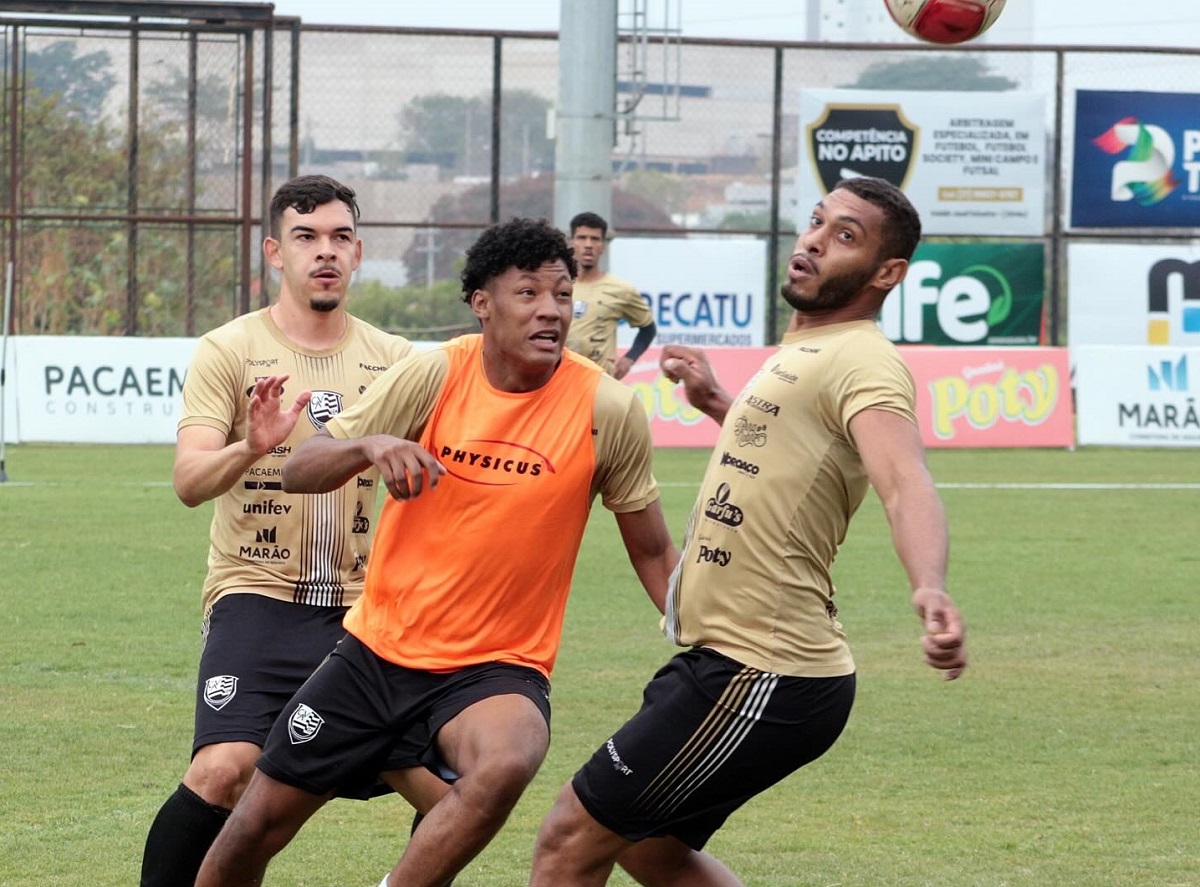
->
[140,783,231,887]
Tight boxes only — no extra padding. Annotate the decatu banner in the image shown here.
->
[799,89,1046,236]
[623,345,1073,449]
[609,238,767,348]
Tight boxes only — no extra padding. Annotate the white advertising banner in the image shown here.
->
[610,238,766,348]
[799,89,1046,236]
[14,336,197,443]
[1074,345,1200,446]
[1068,242,1200,349]
[1,336,16,444]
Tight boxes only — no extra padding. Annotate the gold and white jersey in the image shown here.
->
[565,273,654,374]
[178,308,412,613]
[665,320,916,677]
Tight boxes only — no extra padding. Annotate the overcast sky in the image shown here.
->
[267,0,1200,48]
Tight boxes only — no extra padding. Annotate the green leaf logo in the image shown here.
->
[963,264,1013,325]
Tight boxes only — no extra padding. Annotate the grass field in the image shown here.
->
[1,443,1197,887]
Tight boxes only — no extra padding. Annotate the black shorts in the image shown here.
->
[193,594,424,795]
[571,647,855,850]
[256,632,552,798]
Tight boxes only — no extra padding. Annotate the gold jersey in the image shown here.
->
[665,320,917,677]
[178,308,412,613]
[565,273,654,373]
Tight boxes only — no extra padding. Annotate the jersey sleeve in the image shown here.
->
[326,347,449,442]
[178,332,241,436]
[614,276,654,329]
[824,338,917,442]
[591,376,660,513]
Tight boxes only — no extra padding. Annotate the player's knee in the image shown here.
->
[184,747,258,808]
[468,748,544,809]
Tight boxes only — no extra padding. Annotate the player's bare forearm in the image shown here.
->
[883,477,949,595]
[173,436,261,507]
[282,430,372,493]
[615,500,679,614]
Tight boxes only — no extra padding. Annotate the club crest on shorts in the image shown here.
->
[288,703,325,744]
[203,675,238,711]
[307,390,344,429]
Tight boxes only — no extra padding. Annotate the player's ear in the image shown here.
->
[873,257,907,292]
[470,288,491,321]
[263,236,283,271]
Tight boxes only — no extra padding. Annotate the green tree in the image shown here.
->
[24,40,116,124]
[849,56,1017,91]
[14,88,237,335]
[399,89,554,177]
[349,278,476,340]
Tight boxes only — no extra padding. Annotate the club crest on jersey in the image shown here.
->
[573,300,589,318]
[307,390,344,428]
[203,675,238,711]
[288,703,325,744]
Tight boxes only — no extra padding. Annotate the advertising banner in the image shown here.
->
[1,336,16,444]
[13,336,196,443]
[624,345,1073,450]
[1068,242,1200,348]
[610,238,767,348]
[1074,345,1200,446]
[1071,90,1200,229]
[879,242,1044,346]
[799,89,1046,236]
[903,346,1073,447]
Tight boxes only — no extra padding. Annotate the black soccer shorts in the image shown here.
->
[193,594,426,796]
[256,632,552,797]
[571,646,855,850]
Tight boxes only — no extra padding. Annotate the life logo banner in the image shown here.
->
[1067,243,1200,349]
[1074,345,1200,446]
[622,345,1073,450]
[799,89,1046,236]
[1071,90,1200,228]
[879,242,1045,346]
[609,238,766,349]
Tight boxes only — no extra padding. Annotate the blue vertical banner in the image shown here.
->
[1072,90,1200,228]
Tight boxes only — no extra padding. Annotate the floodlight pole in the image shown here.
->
[554,0,618,233]
[0,260,12,483]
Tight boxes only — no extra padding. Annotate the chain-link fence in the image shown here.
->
[4,4,1200,343]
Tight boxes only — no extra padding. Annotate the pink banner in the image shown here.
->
[624,345,1074,449]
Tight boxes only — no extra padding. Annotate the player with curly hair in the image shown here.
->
[195,217,679,887]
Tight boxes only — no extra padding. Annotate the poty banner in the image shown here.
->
[13,336,196,443]
[1074,345,1200,446]
[624,345,1074,449]
[904,346,1073,447]
[1071,90,1200,229]
[880,242,1045,346]
[610,238,767,348]
[1068,242,1200,349]
[799,89,1046,236]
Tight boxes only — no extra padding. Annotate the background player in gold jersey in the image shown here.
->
[565,211,656,379]
[194,217,678,887]
[529,177,968,887]
[140,176,448,887]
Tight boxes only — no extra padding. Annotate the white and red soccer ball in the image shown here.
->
[884,0,1006,45]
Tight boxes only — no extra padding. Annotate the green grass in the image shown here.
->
[1,444,1197,886]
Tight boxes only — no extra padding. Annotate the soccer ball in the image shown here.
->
[884,0,1006,45]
